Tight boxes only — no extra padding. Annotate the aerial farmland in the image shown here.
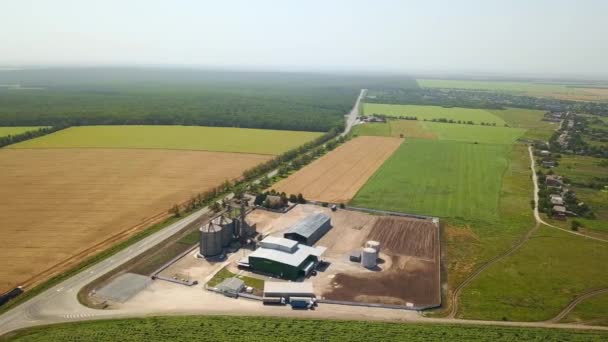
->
[0,125,320,293]
[271,136,402,203]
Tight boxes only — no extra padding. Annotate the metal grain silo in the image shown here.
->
[217,216,235,247]
[361,247,377,269]
[200,221,223,257]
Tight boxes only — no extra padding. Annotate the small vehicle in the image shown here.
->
[330,204,337,211]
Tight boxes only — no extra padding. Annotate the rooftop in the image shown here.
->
[247,240,327,267]
[553,205,567,212]
[259,236,298,253]
[284,213,331,239]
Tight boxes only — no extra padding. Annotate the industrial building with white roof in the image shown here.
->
[239,236,326,280]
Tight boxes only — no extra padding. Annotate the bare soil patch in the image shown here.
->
[272,136,402,203]
[0,149,270,293]
[323,216,441,308]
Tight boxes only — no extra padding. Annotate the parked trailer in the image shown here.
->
[263,297,286,305]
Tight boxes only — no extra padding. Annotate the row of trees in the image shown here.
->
[0,126,67,148]
[168,129,345,218]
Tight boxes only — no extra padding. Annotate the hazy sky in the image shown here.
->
[1,0,607,78]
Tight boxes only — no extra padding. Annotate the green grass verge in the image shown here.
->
[2,315,606,341]
[0,127,45,138]
[458,226,608,321]
[8,126,322,155]
[351,139,511,221]
[206,267,264,289]
[364,103,505,125]
[563,292,608,326]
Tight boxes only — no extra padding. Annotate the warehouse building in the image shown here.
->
[263,281,315,300]
[239,236,326,280]
[283,213,332,246]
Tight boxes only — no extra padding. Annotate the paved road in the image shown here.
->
[0,207,210,335]
[341,89,367,137]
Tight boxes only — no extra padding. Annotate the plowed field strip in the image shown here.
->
[272,136,402,203]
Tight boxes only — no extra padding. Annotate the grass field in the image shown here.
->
[553,155,608,185]
[563,292,608,326]
[363,103,505,125]
[9,126,322,155]
[421,122,525,144]
[354,120,524,144]
[458,226,608,321]
[0,127,44,137]
[0,149,271,293]
[353,120,435,139]
[272,136,402,203]
[3,316,606,341]
[488,108,557,141]
[417,79,608,102]
[351,139,511,221]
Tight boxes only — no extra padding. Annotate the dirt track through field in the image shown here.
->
[272,136,402,203]
[0,149,271,293]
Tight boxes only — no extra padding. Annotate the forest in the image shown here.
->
[0,68,417,132]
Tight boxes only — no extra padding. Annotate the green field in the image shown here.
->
[0,127,44,137]
[2,316,606,342]
[351,139,511,221]
[553,155,608,186]
[9,126,322,155]
[363,103,505,125]
[459,226,608,321]
[563,292,608,326]
[489,108,557,141]
[417,79,569,93]
[416,79,608,101]
[421,122,525,144]
[353,120,524,144]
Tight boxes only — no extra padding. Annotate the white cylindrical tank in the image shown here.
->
[366,240,381,254]
[361,247,377,269]
[200,222,223,257]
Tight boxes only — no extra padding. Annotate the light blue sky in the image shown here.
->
[1,0,607,78]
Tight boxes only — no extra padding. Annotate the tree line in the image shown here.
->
[0,126,67,148]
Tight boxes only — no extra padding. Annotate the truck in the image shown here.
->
[289,296,313,309]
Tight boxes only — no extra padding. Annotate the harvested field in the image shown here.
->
[272,136,402,203]
[0,149,271,293]
[323,216,440,308]
[367,217,437,259]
